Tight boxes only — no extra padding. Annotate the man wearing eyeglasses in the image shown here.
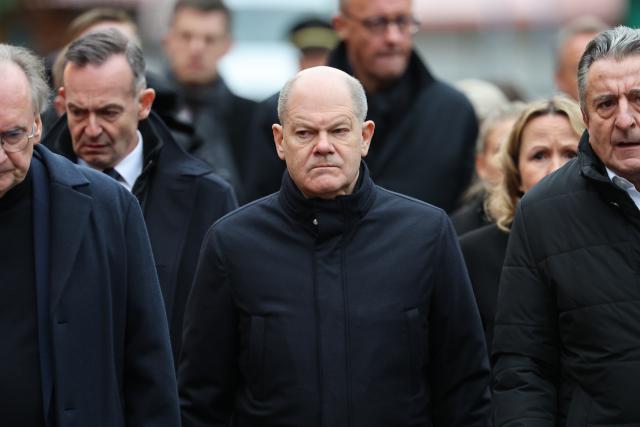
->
[0,44,179,426]
[244,0,477,212]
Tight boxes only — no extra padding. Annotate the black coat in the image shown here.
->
[493,132,640,424]
[167,76,257,201]
[179,163,491,427]
[31,145,179,426]
[43,112,238,364]
[451,192,492,235]
[459,223,509,355]
[243,43,477,212]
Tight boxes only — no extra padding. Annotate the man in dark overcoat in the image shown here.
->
[44,29,237,364]
[179,66,490,427]
[0,43,179,426]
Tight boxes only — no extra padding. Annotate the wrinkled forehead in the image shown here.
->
[586,55,640,96]
[0,62,33,112]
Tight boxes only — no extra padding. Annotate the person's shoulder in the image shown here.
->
[521,158,582,207]
[460,223,505,250]
[212,192,280,229]
[374,185,447,219]
[38,145,136,207]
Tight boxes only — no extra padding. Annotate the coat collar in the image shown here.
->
[578,130,610,185]
[278,161,376,240]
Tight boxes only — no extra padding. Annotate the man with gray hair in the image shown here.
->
[179,65,490,427]
[0,43,179,425]
[43,29,237,366]
[493,26,640,424]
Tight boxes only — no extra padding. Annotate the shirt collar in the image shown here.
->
[606,167,640,210]
[77,130,143,192]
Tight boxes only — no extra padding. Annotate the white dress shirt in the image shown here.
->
[607,167,640,210]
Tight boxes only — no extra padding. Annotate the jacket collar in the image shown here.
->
[278,161,376,240]
[578,130,614,185]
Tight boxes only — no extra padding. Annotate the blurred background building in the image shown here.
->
[0,0,631,101]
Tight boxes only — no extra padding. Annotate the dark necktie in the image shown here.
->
[103,167,122,181]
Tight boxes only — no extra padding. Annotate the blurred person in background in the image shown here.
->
[0,42,179,426]
[288,17,339,70]
[163,0,256,200]
[43,29,237,366]
[554,15,608,100]
[244,0,477,211]
[451,101,525,235]
[494,25,640,425]
[460,96,583,354]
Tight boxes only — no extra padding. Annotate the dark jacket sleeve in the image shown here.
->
[429,214,491,427]
[123,196,181,426]
[492,202,560,426]
[179,226,237,427]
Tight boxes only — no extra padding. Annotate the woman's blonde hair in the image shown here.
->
[487,95,584,232]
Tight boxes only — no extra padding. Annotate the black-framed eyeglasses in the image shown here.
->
[0,122,37,153]
[342,10,420,36]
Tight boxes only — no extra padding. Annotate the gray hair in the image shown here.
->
[277,70,368,124]
[65,28,147,94]
[577,25,640,111]
[0,44,50,113]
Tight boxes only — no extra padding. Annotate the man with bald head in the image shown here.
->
[245,0,477,212]
[0,43,178,426]
[179,66,490,427]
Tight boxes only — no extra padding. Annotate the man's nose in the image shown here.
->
[615,101,637,130]
[85,114,102,137]
[314,132,334,154]
[383,22,405,43]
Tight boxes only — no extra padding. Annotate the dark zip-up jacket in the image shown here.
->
[179,163,491,427]
[493,132,640,425]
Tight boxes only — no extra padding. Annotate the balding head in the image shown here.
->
[272,66,375,199]
[277,66,368,125]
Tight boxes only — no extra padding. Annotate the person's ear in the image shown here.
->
[273,123,285,161]
[137,88,156,120]
[32,114,43,146]
[581,107,589,127]
[333,14,350,41]
[360,120,375,157]
[54,87,66,116]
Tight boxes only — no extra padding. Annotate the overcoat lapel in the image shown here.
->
[48,180,93,309]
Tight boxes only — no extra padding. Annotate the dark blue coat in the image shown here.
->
[180,164,491,427]
[32,144,179,426]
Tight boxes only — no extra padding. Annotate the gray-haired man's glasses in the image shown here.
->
[342,11,420,36]
[0,123,37,153]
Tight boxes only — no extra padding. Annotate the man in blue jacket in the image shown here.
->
[179,65,490,427]
[0,44,178,426]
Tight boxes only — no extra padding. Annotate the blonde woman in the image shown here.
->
[459,96,585,353]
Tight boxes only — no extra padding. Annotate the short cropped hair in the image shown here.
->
[277,70,368,124]
[487,96,584,232]
[172,0,231,30]
[578,26,640,111]
[0,44,50,113]
[65,29,147,94]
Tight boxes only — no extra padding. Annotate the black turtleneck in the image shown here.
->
[0,169,44,425]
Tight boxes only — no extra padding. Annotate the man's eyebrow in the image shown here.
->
[592,94,615,104]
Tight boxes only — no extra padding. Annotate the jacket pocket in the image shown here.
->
[405,307,428,395]
[247,315,265,400]
[566,386,591,427]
